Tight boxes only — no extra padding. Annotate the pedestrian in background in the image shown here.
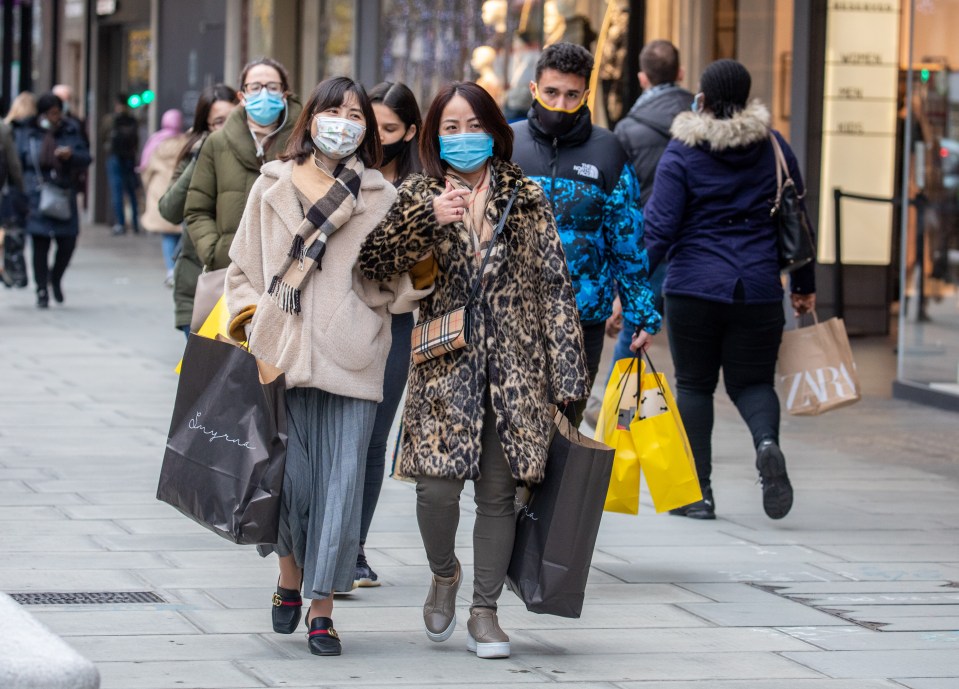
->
[157,84,238,335]
[607,39,692,355]
[14,92,91,308]
[225,76,430,656]
[640,59,816,521]
[101,95,141,235]
[139,109,185,286]
[510,42,660,427]
[359,81,589,660]
[353,80,427,588]
[185,58,301,272]
[3,92,36,126]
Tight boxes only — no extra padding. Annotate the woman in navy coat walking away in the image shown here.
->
[15,92,91,308]
[640,60,816,521]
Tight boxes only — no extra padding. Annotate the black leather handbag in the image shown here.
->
[769,133,815,273]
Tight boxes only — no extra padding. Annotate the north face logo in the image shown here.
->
[573,163,599,179]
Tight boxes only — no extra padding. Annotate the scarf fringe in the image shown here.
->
[267,276,301,315]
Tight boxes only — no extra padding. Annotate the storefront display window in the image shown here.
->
[898,0,959,401]
[379,0,605,117]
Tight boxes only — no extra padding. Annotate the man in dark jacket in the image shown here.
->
[511,41,660,425]
[606,40,693,360]
[100,95,140,235]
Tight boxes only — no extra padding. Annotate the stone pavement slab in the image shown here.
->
[3,226,959,687]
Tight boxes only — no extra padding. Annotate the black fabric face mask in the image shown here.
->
[532,99,583,138]
[381,139,408,166]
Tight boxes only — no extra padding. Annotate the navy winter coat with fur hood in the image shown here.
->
[644,102,815,303]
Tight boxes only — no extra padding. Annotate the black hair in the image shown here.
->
[640,40,680,86]
[700,59,752,120]
[282,76,381,168]
[36,92,63,116]
[535,42,594,81]
[176,83,240,168]
[368,81,422,183]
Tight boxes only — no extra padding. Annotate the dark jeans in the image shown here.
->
[565,321,606,427]
[359,311,414,547]
[31,234,77,292]
[665,295,785,487]
[107,155,139,231]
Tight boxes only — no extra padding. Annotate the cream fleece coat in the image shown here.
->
[225,159,429,400]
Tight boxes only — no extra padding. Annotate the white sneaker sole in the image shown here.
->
[425,615,456,643]
[354,577,381,588]
[466,632,511,659]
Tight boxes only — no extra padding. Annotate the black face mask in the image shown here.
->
[532,99,582,138]
[381,139,408,166]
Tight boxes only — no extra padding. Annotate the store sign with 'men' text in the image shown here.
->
[819,1,901,264]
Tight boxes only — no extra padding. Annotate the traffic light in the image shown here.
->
[920,68,930,83]
[126,89,155,109]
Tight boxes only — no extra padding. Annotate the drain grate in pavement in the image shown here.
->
[11,591,166,605]
[753,582,959,632]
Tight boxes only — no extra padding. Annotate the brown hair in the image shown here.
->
[281,76,381,168]
[238,57,291,93]
[420,82,513,180]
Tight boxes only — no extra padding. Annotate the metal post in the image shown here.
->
[1,0,14,113]
[913,192,927,321]
[833,187,844,319]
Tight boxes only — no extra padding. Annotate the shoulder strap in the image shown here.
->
[465,182,522,308]
[628,112,672,140]
[769,132,791,212]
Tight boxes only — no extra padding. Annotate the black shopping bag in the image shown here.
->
[506,409,615,618]
[157,335,288,545]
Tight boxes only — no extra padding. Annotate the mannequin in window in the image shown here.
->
[481,0,508,34]
[472,46,505,107]
[554,0,597,50]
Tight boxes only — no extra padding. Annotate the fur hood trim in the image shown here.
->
[670,101,770,151]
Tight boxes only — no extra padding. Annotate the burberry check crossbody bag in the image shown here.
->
[410,183,520,365]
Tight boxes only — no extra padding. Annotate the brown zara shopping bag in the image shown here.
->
[777,313,861,416]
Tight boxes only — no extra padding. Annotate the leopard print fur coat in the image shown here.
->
[359,159,590,484]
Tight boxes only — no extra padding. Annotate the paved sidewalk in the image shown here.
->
[2,226,958,689]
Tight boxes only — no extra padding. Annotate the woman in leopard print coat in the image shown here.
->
[358,82,588,659]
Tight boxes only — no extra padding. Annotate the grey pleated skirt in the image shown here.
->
[258,387,377,599]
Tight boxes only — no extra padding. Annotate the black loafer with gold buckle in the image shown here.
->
[272,584,303,634]
[306,615,342,656]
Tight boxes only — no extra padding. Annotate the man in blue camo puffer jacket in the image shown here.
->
[511,42,661,425]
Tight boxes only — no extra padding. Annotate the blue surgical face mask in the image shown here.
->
[691,92,704,113]
[439,133,493,173]
[244,89,286,126]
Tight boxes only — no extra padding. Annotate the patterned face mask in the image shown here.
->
[312,116,366,160]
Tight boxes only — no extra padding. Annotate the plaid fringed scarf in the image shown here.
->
[267,156,364,314]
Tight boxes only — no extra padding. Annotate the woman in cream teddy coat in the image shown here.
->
[225,77,429,657]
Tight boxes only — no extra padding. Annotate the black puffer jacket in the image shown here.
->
[614,86,694,206]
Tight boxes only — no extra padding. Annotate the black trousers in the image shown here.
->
[31,234,77,292]
[565,321,606,427]
[665,295,785,487]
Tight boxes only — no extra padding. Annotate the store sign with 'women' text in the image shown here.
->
[818,0,900,265]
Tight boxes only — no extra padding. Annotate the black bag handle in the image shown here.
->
[464,182,521,308]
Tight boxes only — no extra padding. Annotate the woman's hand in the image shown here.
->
[54,146,73,160]
[629,328,653,354]
[791,292,816,317]
[432,181,470,226]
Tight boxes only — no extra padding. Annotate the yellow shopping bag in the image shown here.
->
[629,354,701,513]
[595,357,644,514]
[175,296,235,374]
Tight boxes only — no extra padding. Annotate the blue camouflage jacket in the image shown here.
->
[511,108,661,332]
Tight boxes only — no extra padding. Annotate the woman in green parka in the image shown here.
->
[184,58,302,271]
[158,83,239,335]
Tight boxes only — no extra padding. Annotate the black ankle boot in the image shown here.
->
[51,280,64,303]
[306,615,342,656]
[36,288,49,309]
[271,583,302,634]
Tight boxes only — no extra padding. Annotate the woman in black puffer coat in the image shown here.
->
[15,92,91,308]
